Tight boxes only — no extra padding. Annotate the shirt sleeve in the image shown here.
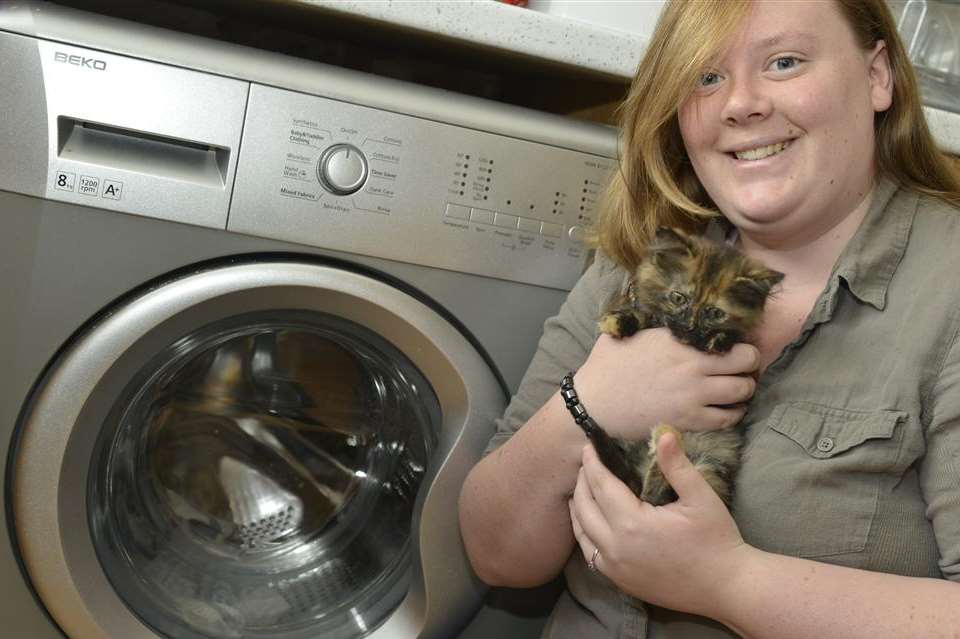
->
[484,252,628,455]
[921,329,960,582]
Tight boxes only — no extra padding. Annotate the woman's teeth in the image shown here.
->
[734,140,791,161]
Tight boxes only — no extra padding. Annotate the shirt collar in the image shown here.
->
[704,176,917,311]
[832,177,917,310]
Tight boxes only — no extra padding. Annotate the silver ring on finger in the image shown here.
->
[587,547,600,572]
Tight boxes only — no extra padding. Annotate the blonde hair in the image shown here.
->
[594,0,960,271]
[835,0,960,204]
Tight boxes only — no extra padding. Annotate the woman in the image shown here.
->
[458,0,960,637]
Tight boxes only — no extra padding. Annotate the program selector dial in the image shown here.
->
[317,143,368,195]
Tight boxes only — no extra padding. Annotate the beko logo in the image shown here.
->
[54,51,107,71]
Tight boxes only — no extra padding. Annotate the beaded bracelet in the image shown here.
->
[560,372,598,436]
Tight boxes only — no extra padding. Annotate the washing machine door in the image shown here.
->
[12,259,503,639]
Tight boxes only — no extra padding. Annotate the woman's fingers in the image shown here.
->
[697,374,756,406]
[697,404,748,430]
[569,501,606,575]
[572,465,612,548]
[569,469,608,573]
[579,444,646,529]
[568,489,587,541]
[698,343,760,376]
[568,493,599,565]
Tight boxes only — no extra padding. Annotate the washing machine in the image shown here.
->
[0,2,618,638]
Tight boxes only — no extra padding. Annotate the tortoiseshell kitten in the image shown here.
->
[586,227,783,506]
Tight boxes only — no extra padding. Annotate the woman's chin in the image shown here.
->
[724,202,794,229]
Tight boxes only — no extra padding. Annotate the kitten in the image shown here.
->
[586,227,783,506]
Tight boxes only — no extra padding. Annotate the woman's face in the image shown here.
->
[678,1,893,247]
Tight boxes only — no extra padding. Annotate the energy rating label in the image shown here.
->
[102,180,123,200]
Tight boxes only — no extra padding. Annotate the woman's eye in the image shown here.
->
[704,306,727,322]
[668,291,688,306]
[699,71,721,87]
[771,56,799,72]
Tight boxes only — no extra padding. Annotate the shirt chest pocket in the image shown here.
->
[734,402,908,559]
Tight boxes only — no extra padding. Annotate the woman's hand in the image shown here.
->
[574,328,759,440]
[569,432,754,618]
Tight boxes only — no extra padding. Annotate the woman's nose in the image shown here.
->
[720,77,772,125]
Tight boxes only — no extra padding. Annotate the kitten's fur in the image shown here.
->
[587,227,783,506]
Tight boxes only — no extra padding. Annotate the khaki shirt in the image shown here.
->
[486,179,960,638]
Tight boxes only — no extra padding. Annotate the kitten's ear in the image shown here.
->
[733,267,785,301]
[652,227,694,251]
[648,227,694,268]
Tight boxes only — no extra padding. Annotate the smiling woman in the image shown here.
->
[458,1,960,638]
[593,0,958,268]
[677,3,890,247]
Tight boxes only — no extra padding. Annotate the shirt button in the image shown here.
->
[816,437,835,453]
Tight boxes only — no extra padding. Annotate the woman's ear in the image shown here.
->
[868,40,893,113]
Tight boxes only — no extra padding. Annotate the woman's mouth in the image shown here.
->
[733,140,792,161]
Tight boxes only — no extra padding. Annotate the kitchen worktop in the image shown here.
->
[291,0,960,154]
[284,0,649,80]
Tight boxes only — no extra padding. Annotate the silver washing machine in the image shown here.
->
[0,3,617,638]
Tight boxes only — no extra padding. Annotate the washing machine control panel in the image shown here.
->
[0,35,615,291]
[230,85,616,291]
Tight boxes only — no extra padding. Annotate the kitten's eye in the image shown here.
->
[703,306,727,322]
[668,291,688,306]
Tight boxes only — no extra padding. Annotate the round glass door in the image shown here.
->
[86,310,440,639]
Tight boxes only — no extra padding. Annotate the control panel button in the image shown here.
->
[518,217,542,234]
[541,222,563,238]
[568,225,587,243]
[445,203,471,220]
[317,143,368,195]
[470,208,495,225]
[494,212,519,229]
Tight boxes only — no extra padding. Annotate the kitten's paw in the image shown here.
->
[705,331,737,353]
[598,312,640,338]
[598,313,623,337]
[648,424,684,455]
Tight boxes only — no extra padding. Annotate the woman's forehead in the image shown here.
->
[753,30,820,51]
[714,1,851,60]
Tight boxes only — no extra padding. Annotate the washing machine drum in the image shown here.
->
[13,262,502,639]
[92,312,436,638]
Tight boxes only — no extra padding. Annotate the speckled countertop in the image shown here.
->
[285,0,647,79]
[923,105,960,155]
[293,0,960,153]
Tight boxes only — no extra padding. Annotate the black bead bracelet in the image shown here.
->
[560,372,598,436]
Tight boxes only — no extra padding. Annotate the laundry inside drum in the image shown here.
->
[87,313,440,639]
